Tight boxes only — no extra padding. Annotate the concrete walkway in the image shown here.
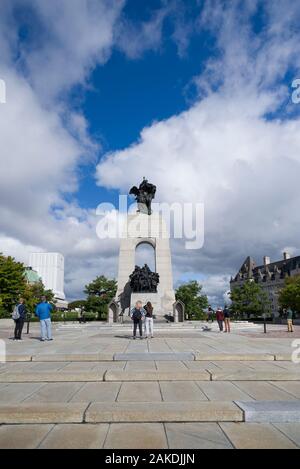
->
[0,321,300,449]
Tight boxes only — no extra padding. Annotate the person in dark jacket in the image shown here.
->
[14,298,26,341]
[216,307,224,333]
[207,305,214,323]
[223,306,231,333]
[130,301,146,340]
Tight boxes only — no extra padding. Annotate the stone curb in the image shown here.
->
[104,370,211,382]
[86,401,243,423]
[0,372,105,383]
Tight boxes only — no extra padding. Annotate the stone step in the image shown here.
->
[236,401,300,423]
[195,353,275,362]
[5,352,281,363]
[0,372,105,383]
[114,352,195,361]
[1,401,300,425]
[0,403,87,424]
[210,370,300,381]
[0,401,242,424]
[31,353,114,362]
[105,370,211,382]
[86,401,243,423]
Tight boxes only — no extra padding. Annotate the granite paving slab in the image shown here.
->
[236,400,300,423]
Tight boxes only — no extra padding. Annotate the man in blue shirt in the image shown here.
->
[35,296,53,342]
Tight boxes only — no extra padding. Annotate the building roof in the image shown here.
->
[24,267,41,284]
[232,254,300,283]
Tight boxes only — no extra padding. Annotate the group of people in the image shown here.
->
[12,296,53,342]
[207,305,232,333]
[130,301,155,339]
[12,298,296,342]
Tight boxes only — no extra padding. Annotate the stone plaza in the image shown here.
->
[1,319,300,449]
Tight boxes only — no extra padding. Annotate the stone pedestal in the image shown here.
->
[116,213,176,319]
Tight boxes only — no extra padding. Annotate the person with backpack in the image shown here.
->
[35,296,53,342]
[144,301,154,339]
[12,298,26,341]
[130,301,146,340]
[216,307,225,333]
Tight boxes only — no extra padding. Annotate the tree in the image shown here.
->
[0,253,26,314]
[68,300,87,311]
[231,280,271,318]
[23,281,55,316]
[279,275,300,314]
[84,276,117,320]
[175,281,208,320]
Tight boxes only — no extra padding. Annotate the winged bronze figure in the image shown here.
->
[129,178,156,215]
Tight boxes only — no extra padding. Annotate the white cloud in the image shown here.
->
[1,0,300,306]
[97,0,300,305]
[0,0,124,299]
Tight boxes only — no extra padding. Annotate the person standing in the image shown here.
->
[130,301,146,340]
[35,296,53,342]
[144,301,154,339]
[207,305,214,323]
[13,298,26,341]
[286,308,294,333]
[216,307,224,333]
[224,306,231,333]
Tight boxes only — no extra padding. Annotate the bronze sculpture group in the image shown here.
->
[130,264,160,293]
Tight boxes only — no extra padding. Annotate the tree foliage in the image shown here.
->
[0,253,56,317]
[23,281,55,316]
[68,300,87,311]
[84,276,117,320]
[231,280,272,318]
[0,254,26,313]
[279,275,300,313]
[175,281,208,320]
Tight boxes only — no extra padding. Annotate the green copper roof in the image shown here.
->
[25,267,41,284]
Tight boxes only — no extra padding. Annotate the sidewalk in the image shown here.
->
[0,321,300,448]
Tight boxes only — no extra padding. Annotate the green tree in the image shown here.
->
[68,300,87,311]
[84,276,117,320]
[279,275,300,314]
[231,280,271,319]
[0,253,26,314]
[23,281,55,316]
[175,281,208,320]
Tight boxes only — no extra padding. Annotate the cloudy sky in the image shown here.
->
[0,0,300,306]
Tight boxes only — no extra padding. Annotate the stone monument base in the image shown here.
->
[131,292,174,320]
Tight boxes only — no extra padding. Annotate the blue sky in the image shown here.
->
[75,2,215,209]
[1,0,300,306]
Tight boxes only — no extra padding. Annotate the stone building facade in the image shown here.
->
[230,252,300,316]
